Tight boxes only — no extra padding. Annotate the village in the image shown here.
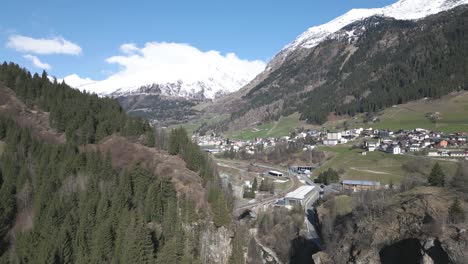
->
[193,126,468,256]
[193,127,468,207]
[194,127,468,159]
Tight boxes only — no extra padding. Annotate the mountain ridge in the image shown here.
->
[209,2,468,132]
[271,0,468,69]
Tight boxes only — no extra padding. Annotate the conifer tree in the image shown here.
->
[229,230,245,264]
[428,163,445,187]
[251,178,258,192]
[449,198,465,224]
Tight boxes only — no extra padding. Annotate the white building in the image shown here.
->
[388,145,401,155]
[409,144,421,152]
[367,141,379,152]
[268,171,283,177]
[284,185,319,208]
[327,132,342,140]
[323,139,339,146]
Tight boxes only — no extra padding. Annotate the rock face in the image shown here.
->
[199,225,233,264]
[315,187,468,263]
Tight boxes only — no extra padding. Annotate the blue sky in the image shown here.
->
[1,0,396,79]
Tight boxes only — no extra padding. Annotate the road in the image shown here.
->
[288,169,324,247]
[216,159,302,212]
[218,158,323,246]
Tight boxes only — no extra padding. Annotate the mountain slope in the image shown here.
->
[220,3,468,130]
[272,0,468,70]
[0,63,233,263]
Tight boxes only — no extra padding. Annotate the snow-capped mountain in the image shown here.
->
[103,73,258,99]
[63,42,265,100]
[270,0,468,68]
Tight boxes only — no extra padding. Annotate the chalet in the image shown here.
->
[409,144,421,152]
[423,139,432,148]
[388,145,402,155]
[323,139,339,146]
[437,140,449,148]
[327,132,342,140]
[379,130,393,138]
[342,180,381,191]
[340,138,349,144]
[366,140,379,152]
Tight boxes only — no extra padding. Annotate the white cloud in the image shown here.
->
[61,74,96,89]
[120,43,139,54]
[7,35,82,55]
[23,54,51,70]
[65,42,266,98]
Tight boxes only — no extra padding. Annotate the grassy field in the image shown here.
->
[372,92,468,133]
[228,113,301,140]
[325,92,468,133]
[313,145,458,185]
[171,114,230,135]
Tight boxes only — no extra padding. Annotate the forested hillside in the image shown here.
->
[0,62,233,263]
[229,5,468,126]
[0,62,152,144]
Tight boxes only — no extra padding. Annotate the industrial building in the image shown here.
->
[289,166,314,174]
[283,185,319,208]
[342,180,381,191]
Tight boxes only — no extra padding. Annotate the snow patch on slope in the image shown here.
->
[278,0,468,61]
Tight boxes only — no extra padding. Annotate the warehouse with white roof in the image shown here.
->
[284,185,319,208]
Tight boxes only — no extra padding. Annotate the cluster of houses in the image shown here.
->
[195,127,468,160]
[194,132,316,156]
[358,128,468,158]
[322,129,364,146]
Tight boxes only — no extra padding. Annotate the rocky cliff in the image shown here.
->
[315,187,468,264]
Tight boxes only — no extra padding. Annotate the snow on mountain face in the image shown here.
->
[63,42,265,100]
[275,0,468,64]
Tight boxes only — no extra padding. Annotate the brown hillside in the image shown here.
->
[91,136,209,210]
[0,85,65,144]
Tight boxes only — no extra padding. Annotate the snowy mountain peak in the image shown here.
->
[276,0,468,63]
[62,42,265,100]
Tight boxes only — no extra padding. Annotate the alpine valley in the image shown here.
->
[206,0,468,132]
[62,0,468,130]
[2,0,468,263]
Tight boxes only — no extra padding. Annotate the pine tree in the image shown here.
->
[252,177,258,192]
[123,215,155,264]
[449,198,465,224]
[91,220,114,263]
[209,187,230,228]
[451,163,468,192]
[157,238,178,264]
[428,163,445,187]
[145,130,155,147]
[229,231,245,264]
